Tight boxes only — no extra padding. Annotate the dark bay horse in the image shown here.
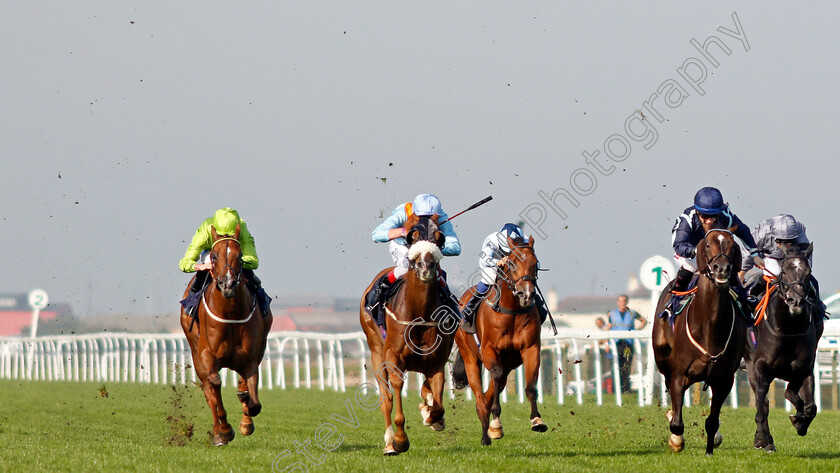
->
[452,235,547,446]
[652,229,746,455]
[180,224,273,446]
[359,215,456,455]
[744,243,822,452]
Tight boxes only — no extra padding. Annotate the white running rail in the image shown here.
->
[2,328,839,409]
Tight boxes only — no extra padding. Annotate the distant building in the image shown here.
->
[0,294,73,337]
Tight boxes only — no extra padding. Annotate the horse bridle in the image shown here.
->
[774,255,818,312]
[210,236,243,284]
[498,245,538,304]
[701,229,735,282]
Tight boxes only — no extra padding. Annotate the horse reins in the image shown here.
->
[684,295,736,363]
[687,231,737,362]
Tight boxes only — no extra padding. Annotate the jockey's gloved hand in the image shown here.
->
[750,249,765,269]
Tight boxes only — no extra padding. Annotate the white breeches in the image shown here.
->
[389,241,410,279]
[763,257,781,278]
[674,253,697,273]
[479,265,497,286]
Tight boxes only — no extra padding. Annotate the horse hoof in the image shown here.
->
[531,417,548,432]
[212,435,228,447]
[755,444,776,453]
[383,445,399,456]
[393,438,410,453]
[219,429,235,442]
[481,436,491,446]
[247,402,262,418]
[713,431,722,448]
[240,421,255,436]
[488,426,504,439]
[669,434,684,453]
[665,410,674,422]
[789,414,812,436]
[429,417,445,432]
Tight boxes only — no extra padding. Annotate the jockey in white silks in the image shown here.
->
[460,223,549,334]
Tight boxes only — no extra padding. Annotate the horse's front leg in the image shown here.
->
[420,369,446,431]
[788,374,817,436]
[705,376,734,455]
[389,362,409,454]
[200,349,234,446]
[749,363,774,451]
[482,348,504,441]
[666,375,686,453]
[522,345,547,432]
[237,366,262,436]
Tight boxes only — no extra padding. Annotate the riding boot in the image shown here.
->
[366,274,394,329]
[664,267,694,317]
[810,275,827,317]
[461,287,489,334]
[438,276,462,321]
[180,270,210,318]
[535,291,549,325]
[730,281,754,323]
[243,269,272,317]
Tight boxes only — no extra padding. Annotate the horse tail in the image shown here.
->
[452,350,481,390]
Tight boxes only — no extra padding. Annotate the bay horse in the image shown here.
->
[452,234,547,446]
[744,243,822,452]
[652,229,746,455]
[359,215,456,455]
[180,224,273,446]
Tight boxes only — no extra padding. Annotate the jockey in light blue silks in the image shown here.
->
[366,194,462,327]
[460,223,549,334]
[665,187,760,318]
[740,214,824,313]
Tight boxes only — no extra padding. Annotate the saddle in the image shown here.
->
[364,277,406,331]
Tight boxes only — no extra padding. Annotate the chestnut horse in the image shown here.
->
[359,215,456,455]
[452,235,547,445]
[180,224,272,446]
[744,244,822,452]
[652,229,746,455]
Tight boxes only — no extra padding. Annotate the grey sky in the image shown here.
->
[2,3,839,317]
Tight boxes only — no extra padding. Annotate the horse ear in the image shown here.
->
[805,242,814,259]
[234,223,241,240]
[528,235,535,247]
[211,225,219,241]
[435,231,445,249]
[405,229,416,246]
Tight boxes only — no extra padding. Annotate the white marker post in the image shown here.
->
[639,256,675,312]
[639,256,674,406]
[28,288,49,338]
[26,289,48,380]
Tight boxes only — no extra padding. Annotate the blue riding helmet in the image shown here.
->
[413,194,442,217]
[693,187,725,215]
[499,223,525,241]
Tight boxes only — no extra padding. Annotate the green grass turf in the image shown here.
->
[1,379,839,472]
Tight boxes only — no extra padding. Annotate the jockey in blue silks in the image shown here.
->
[666,187,761,317]
[366,194,462,327]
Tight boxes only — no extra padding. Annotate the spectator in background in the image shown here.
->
[605,295,647,393]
